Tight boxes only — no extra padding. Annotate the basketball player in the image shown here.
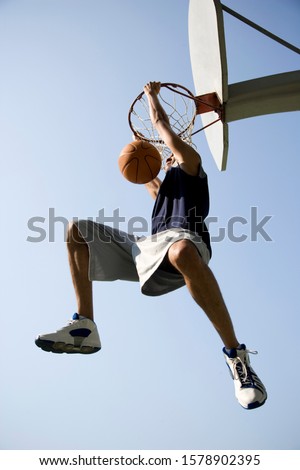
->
[35,81,267,410]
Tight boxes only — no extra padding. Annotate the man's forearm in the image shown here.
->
[148,93,170,127]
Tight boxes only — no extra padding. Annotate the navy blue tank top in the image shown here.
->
[151,166,212,257]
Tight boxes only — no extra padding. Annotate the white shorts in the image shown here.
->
[75,220,210,297]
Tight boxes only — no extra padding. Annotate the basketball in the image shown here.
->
[118,140,161,184]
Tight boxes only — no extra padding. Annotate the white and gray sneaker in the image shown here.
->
[223,344,267,410]
[35,313,101,354]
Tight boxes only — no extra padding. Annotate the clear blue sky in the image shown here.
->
[0,0,299,450]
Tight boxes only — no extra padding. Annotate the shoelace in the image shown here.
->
[232,349,258,386]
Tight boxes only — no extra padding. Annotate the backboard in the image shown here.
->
[188,0,300,171]
[189,0,228,171]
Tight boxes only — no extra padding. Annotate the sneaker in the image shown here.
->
[35,313,101,354]
[223,344,267,410]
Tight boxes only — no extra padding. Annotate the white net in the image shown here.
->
[128,83,197,164]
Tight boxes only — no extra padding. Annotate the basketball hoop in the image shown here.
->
[128,83,198,162]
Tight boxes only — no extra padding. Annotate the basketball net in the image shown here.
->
[128,83,197,164]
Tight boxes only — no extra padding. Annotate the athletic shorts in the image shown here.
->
[75,220,211,297]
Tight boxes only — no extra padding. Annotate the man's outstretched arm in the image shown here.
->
[144,81,202,176]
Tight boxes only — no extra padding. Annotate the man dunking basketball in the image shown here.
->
[35,81,267,410]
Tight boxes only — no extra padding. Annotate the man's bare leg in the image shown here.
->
[168,240,239,349]
[67,222,94,321]
[166,239,268,410]
[35,221,100,354]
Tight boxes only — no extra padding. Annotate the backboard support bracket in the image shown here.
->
[195,92,224,120]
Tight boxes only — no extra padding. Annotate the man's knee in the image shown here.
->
[168,240,202,271]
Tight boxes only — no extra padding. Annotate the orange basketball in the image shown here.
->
[118,140,161,184]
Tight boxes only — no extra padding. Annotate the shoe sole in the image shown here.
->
[241,396,267,410]
[35,338,101,354]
